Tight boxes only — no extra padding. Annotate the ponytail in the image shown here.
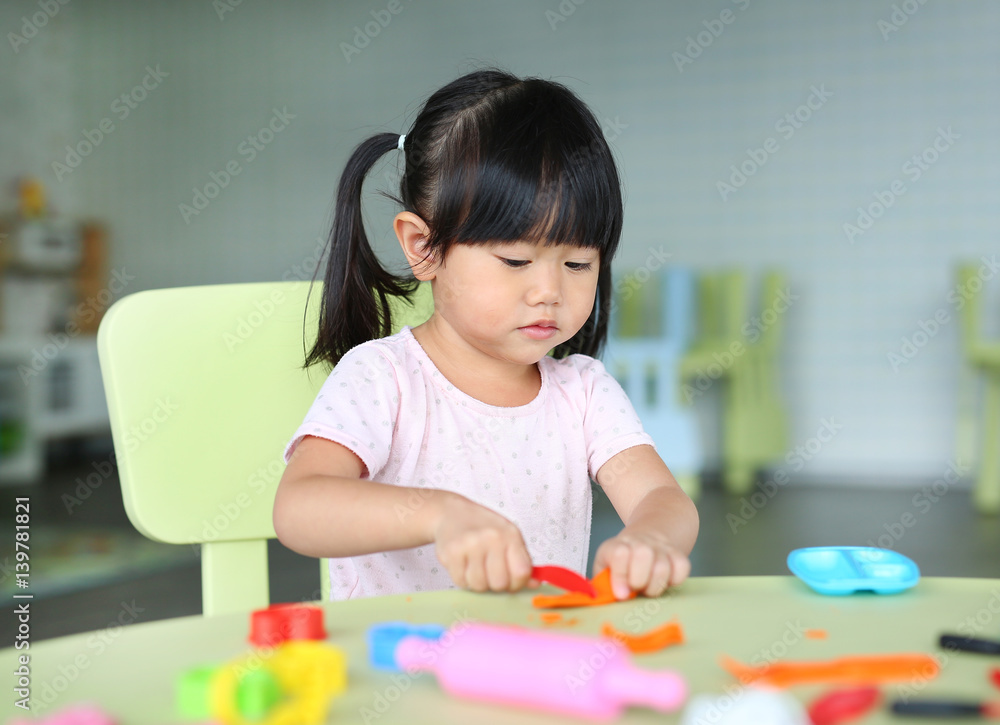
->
[305,133,420,369]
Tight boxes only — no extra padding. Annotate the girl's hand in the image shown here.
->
[593,528,692,600]
[432,493,534,593]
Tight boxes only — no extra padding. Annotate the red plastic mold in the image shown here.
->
[249,603,326,647]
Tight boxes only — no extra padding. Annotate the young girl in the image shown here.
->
[273,68,699,602]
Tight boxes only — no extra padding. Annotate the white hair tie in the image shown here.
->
[397,134,406,151]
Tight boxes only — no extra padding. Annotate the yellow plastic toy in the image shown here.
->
[209,641,347,725]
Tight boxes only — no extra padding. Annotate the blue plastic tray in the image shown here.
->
[787,546,920,595]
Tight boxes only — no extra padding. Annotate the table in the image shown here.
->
[4,576,999,724]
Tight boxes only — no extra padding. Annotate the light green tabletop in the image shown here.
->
[4,576,999,724]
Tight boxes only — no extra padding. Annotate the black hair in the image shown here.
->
[305,67,624,369]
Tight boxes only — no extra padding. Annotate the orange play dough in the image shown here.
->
[601,620,684,653]
[720,652,940,688]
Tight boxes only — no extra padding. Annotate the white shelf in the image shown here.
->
[0,334,110,484]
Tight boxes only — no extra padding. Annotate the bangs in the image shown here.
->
[427,80,623,257]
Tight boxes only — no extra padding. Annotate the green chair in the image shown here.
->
[679,270,790,495]
[97,280,433,615]
[956,263,1000,514]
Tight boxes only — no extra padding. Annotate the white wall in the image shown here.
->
[2,0,998,483]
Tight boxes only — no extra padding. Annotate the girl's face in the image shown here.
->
[431,240,600,365]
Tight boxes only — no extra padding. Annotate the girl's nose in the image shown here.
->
[526,264,563,306]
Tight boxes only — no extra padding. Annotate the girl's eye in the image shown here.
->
[498,258,593,271]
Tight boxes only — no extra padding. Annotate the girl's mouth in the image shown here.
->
[519,325,558,340]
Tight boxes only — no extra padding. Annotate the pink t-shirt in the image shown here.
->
[283,326,654,600]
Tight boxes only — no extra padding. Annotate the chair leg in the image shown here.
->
[974,373,1000,514]
[320,558,331,602]
[724,463,756,495]
[201,539,269,616]
[723,361,756,496]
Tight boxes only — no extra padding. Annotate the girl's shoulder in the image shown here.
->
[334,327,415,375]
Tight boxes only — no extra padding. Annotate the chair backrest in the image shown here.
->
[696,270,746,343]
[662,267,697,350]
[97,280,433,615]
[606,267,697,408]
[754,271,788,354]
[609,267,696,347]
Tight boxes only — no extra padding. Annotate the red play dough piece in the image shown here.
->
[807,686,880,725]
[532,565,598,597]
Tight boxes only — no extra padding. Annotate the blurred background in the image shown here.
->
[0,0,997,640]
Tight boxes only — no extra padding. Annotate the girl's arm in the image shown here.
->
[273,435,533,592]
[593,444,700,600]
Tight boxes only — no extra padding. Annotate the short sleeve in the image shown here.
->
[283,343,401,479]
[579,357,656,478]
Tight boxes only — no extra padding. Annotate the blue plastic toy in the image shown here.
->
[787,546,920,595]
[367,622,445,672]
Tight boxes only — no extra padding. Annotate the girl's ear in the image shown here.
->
[394,211,437,280]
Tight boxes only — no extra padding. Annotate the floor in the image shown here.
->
[2,439,998,644]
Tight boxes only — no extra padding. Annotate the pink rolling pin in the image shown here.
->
[394,623,686,721]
